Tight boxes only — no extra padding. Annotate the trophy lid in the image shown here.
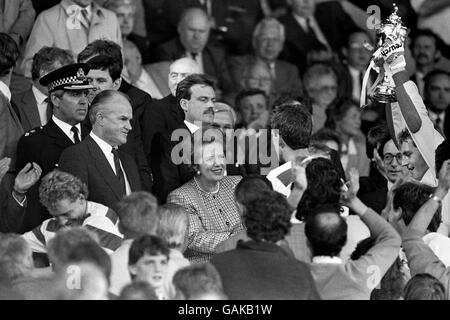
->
[388,3,402,24]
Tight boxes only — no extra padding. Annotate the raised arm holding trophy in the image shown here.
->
[360,4,409,107]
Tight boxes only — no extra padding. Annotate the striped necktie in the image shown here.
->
[80,8,91,30]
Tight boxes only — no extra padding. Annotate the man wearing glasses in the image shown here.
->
[359,135,406,214]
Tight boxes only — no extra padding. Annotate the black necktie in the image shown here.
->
[111,148,126,195]
[190,52,198,61]
[71,126,80,144]
[434,117,445,136]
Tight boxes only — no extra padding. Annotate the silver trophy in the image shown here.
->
[370,4,409,103]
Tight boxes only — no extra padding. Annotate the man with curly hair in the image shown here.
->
[22,170,123,255]
[210,190,320,300]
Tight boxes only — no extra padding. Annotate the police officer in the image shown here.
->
[15,63,95,233]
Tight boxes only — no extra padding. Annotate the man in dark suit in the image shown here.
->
[230,17,303,98]
[141,57,201,202]
[0,33,23,173]
[155,7,235,101]
[279,0,358,75]
[78,40,153,192]
[423,69,450,139]
[12,47,74,132]
[59,90,142,211]
[15,63,95,232]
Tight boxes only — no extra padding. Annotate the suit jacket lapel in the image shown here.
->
[85,135,123,200]
[21,90,41,130]
[119,150,139,191]
[46,119,75,149]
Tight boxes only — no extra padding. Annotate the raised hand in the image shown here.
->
[341,168,360,204]
[0,157,11,184]
[14,162,42,194]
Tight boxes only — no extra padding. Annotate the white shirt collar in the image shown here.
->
[184,120,200,134]
[32,85,48,105]
[52,115,81,143]
[90,131,113,158]
[292,13,309,30]
[312,256,343,264]
[0,80,11,101]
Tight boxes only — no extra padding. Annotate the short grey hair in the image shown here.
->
[253,17,285,42]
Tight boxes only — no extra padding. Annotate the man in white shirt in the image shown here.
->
[13,47,75,132]
[58,90,142,211]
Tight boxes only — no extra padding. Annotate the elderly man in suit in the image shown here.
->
[22,0,122,78]
[155,7,235,101]
[230,17,303,99]
[15,63,95,232]
[12,47,75,132]
[58,90,142,211]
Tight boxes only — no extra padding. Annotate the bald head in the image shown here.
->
[90,90,133,147]
[305,207,347,257]
[168,57,201,96]
[178,7,211,54]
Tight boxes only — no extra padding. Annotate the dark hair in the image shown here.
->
[270,102,312,150]
[243,190,292,242]
[77,40,123,71]
[411,29,444,53]
[436,139,450,175]
[173,263,226,300]
[305,204,347,257]
[85,54,122,81]
[311,128,342,153]
[119,281,158,300]
[296,158,343,221]
[65,241,112,284]
[31,47,74,81]
[393,182,440,232]
[116,191,159,239]
[403,273,445,300]
[272,93,313,115]
[235,89,268,112]
[325,98,359,130]
[234,175,273,207]
[175,73,216,104]
[128,235,170,266]
[397,128,414,146]
[0,33,19,77]
[366,123,391,160]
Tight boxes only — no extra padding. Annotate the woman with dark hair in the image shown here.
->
[291,158,370,261]
[325,98,370,178]
[167,137,243,263]
[296,158,343,222]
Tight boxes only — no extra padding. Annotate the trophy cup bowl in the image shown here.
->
[369,4,409,104]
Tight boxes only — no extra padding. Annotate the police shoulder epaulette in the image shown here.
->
[24,126,43,137]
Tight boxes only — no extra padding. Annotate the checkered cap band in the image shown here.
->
[48,76,89,92]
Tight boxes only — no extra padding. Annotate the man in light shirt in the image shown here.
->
[13,47,75,132]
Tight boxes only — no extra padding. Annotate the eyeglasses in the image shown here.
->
[383,153,403,164]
